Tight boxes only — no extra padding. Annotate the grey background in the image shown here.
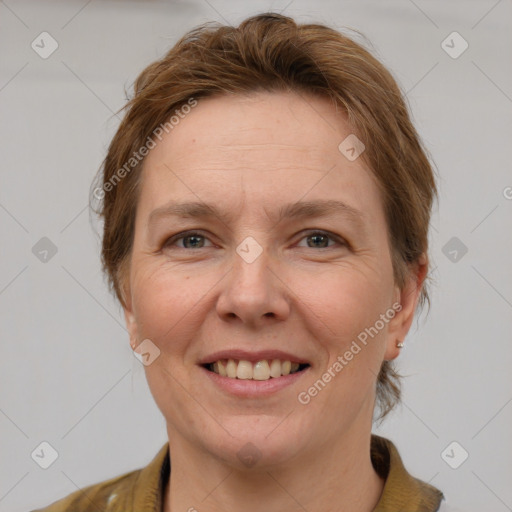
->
[1,0,511,510]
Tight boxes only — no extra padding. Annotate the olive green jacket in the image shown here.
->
[32,435,445,511]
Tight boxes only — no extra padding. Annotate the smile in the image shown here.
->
[204,359,309,381]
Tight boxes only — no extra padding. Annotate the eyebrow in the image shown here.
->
[147,199,366,229]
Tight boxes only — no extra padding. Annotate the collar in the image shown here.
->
[371,434,444,511]
[127,435,444,511]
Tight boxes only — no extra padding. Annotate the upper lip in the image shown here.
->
[198,349,310,365]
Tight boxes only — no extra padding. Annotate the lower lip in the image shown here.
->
[199,365,310,397]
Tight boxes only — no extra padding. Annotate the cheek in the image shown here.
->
[130,264,203,349]
[299,262,395,374]
[304,264,393,332]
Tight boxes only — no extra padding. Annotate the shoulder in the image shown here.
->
[30,443,170,512]
[29,467,141,512]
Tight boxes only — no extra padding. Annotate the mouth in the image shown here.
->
[202,359,310,381]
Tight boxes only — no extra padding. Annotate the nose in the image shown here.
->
[216,245,291,328]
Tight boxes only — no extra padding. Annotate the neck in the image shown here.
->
[163,424,384,512]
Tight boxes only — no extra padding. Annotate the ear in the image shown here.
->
[383,254,428,361]
[124,305,139,351]
[120,273,139,350]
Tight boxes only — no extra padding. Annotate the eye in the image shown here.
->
[162,230,346,251]
[296,230,345,249]
[163,231,213,249]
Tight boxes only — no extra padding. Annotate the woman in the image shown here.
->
[34,12,448,512]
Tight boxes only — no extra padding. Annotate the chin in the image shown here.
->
[199,416,308,470]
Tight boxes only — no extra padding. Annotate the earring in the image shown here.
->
[396,341,404,348]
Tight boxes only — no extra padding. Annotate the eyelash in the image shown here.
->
[163,230,346,250]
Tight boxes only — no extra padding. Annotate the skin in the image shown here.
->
[122,90,426,512]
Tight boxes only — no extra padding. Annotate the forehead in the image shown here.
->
[157,90,349,167]
[137,90,384,224]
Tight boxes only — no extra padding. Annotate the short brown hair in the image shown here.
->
[91,13,437,422]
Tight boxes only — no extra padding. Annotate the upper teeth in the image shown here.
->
[211,359,301,380]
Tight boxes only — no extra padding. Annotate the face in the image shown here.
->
[123,90,422,468]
